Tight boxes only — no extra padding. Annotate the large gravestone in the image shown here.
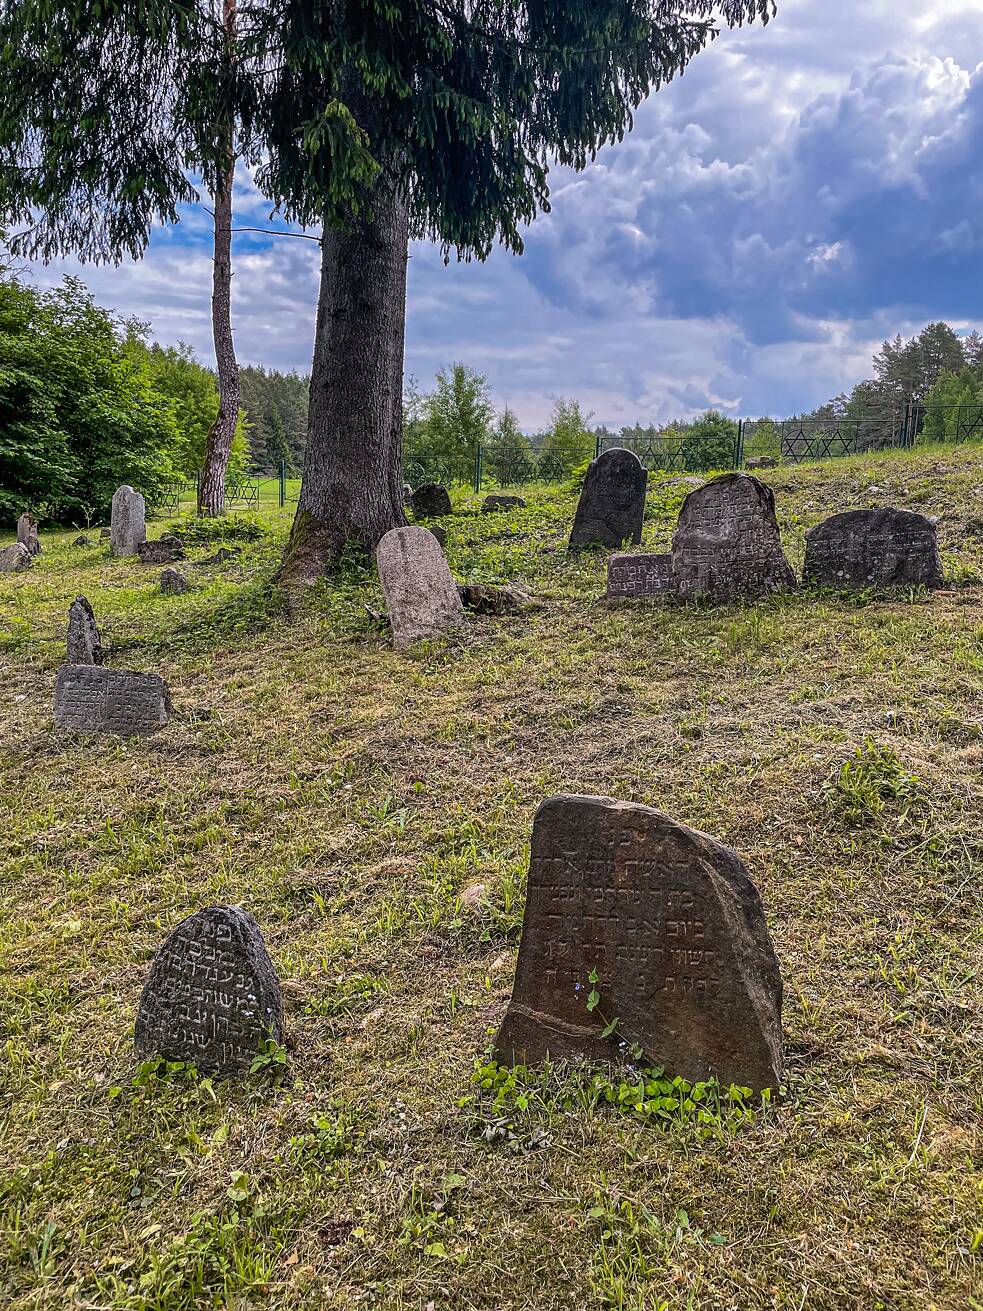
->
[671,473,796,602]
[569,448,647,551]
[0,543,32,573]
[17,513,41,556]
[110,485,147,557]
[376,526,466,649]
[607,552,673,599]
[134,906,283,1074]
[138,535,185,565]
[410,483,452,519]
[66,596,103,665]
[495,795,784,1093]
[803,508,943,591]
[54,665,171,734]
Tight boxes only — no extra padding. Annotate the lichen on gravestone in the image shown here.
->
[803,508,943,591]
[376,525,466,649]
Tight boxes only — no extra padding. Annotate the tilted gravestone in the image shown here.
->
[569,448,647,551]
[110,485,147,557]
[495,795,784,1093]
[410,483,452,519]
[0,543,32,573]
[377,526,466,649]
[54,665,171,734]
[134,906,283,1074]
[17,513,41,556]
[607,552,673,599]
[671,473,796,602]
[138,535,185,565]
[66,596,103,665]
[803,508,943,591]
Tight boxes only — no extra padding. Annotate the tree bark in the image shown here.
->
[197,0,240,518]
[278,186,410,586]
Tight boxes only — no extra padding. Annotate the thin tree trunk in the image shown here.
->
[198,0,239,518]
[278,187,410,586]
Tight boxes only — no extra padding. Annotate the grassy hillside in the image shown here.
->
[2,445,982,1311]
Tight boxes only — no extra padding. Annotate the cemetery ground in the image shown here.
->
[2,445,982,1311]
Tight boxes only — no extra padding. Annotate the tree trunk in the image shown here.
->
[198,0,239,518]
[278,187,410,586]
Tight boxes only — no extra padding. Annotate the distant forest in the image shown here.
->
[238,366,309,476]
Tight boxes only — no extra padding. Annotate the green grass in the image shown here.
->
[2,444,983,1309]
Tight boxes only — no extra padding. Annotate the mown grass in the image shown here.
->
[1,445,982,1310]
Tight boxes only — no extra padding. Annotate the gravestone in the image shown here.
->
[482,494,526,513]
[458,582,530,614]
[494,795,784,1093]
[138,535,185,565]
[134,905,283,1074]
[376,526,466,649]
[428,525,447,549]
[803,508,943,591]
[17,513,41,556]
[569,448,647,551]
[607,552,673,599]
[745,456,779,470]
[410,483,452,518]
[66,596,103,665]
[160,567,190,595]
[54,665,171,734]
[99,528,111,540]
[0,543,32,573]
[72,535,91,547]
[671,473,796,602]
[110,485,147,556]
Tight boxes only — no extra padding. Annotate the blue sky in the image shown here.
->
[26,0,983,429]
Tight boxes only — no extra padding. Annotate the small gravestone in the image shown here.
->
[72,535,91,547]
[138,535,184,566]
[160,567,190,595]
[745,455,779,470]
[495,795,784,1093]
[99,527,111,540]
[803,508,943,591]
[54,665,171,734]
[376,526,466,649]
[0,543,32,573]
[671,473,796,602]
[200,546,240,566]
[428,525,447,549]
[458,582,529,614]
[410,483,452,519]
[134,905,283,1074]
[607,552,673,599]
[110,485,147,557]
[66,596,103,665]
[482,494,526,513]
[569,448,647,551]
[17,513,41,556]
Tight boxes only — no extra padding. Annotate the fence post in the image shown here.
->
[736,420,745,469]
[594,431,602,460]
[279,460,286,507]
[473,445,482,495]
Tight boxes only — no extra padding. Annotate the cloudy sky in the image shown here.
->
[24,0,983,429]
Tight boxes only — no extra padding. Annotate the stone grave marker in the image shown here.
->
[0,543,32,573]
[54,665,171,734]
[569,448,647,551]
[72,535,91,547]
[17,513,41,556]
[110,485,147,557]
[803,508,943,591]
[482,494,526,513]
[494,794,784,1093]
[66,596,103,665]
[160,567,190,595]
[410,483,452,518]
[607,552,673,599]
[134,905,283,1074]
[671,473,796,602]
[138,535,185,565]
[376,526,466,649]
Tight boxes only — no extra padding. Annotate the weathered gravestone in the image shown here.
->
[16,513,41,556]
[54,665,171,734]
[482,494,526,513]
[0,543,32,573]
[134,905,283,1074]
[410,482,452,519]
[377,526,466,649]
[72,535,91,547]
[494,795,784,1093]
[110,485,147,557]
[803,508,943,591]
[607,552,673,599]
[138,535,185,565]
[671,473,796,602]
[160,567,190,595]
[66,596,103,665]
[569,448,647,551]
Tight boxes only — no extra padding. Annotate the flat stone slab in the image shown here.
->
[0,543,32,573]
[607,552,673,599]
[54,665,171,734]
[66,596,103,665]
[138,535,184,565]
[570,448,647,551]
[409,483,452,519]
[495,795,784,1093]
[134,905,283,1074]
[803,508,943,590]
[671,473,796,602]
[110,485,146,557]
[377,526,466,649]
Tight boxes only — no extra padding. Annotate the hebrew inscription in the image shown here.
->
[803,508,943,590]
[134,906,283,1074]
[569,448,647,551]
[54,665,171,734]
[607,552,673,599]
[495,795,784,1093]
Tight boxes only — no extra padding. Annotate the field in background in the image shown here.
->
[2,444,982,1310]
